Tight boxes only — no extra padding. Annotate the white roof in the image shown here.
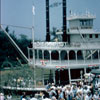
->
[55,29,100,35]
[68,13,96,21]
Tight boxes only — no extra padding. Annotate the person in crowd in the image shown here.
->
[22,95,27,100]
[77,86,83,94]
[84,93,90,100]
[51,96,57,100]
[6,93,12,100]
[57,89,64,100]
[0,93,5,100]
[79,92,84,100]
[93,91,99,100]
[48,87,57,99]
[75,92,81,100]
[21,92,28,100]
[30,94,37,100]
[83,86,89,94]
[46,83,51,90]
[90,83,94,96]
[65,86,73,100]
[72,85,77,98]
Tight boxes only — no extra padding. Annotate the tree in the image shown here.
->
[0,26,31,68]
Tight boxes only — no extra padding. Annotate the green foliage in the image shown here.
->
[0,27,31,68]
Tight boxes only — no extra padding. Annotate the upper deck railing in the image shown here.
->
[34,42,100,50]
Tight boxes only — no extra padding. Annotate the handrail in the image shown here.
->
[85,50,97,59]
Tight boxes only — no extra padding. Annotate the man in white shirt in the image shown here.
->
[93,92,99,100]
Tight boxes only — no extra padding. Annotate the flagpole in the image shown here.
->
[32,5,36,88]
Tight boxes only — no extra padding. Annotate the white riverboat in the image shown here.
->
[28,0,100,85]
[1,0,100,86]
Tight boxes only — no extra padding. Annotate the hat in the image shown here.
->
[51,86,56,90]
[0,93,4,96]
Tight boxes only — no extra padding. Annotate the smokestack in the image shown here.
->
[62,0,67,42]
[46,0,50,42]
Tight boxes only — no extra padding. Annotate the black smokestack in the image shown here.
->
[62,0,67,42]
[46,0,50,42]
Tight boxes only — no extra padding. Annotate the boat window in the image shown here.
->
[95,34,98,38]
[89,34,92,38]
[82,34,85,37]
[80,19,93,27]
[82,34,86,38]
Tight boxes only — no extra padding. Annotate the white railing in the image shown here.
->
[32,59,100,68]
[33,42,100,49]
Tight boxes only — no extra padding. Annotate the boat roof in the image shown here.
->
[56,29,100,35]
[68,13,96,21]
[68,29,100,34]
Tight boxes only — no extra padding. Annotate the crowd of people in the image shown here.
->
[0,93,12,100]
[20,78,100,100]
[0,74,100,100]
[44,81,100,100]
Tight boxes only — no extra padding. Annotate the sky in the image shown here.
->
[1,0,100,40]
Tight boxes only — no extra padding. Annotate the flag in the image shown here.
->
[32,5,35,15]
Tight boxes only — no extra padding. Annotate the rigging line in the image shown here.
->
[1,25,29,63]
[0,24,32,30]
[77,28,97,59]
[77,27,88,46]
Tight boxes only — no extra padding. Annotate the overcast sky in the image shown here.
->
[1,0,100,40]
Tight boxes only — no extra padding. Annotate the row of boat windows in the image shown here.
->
[82,34,99,38]
[80,20,93,26]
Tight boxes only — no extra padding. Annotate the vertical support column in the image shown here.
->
[83,50,86,64]
[68,68,71,84]
[49,50,51,64]
[53,69,56,84]
[42,68,44,85]
[59,50,61,64]
[75,51,77,64]
[98,50,100,62]
[42,50,44,60]
[67,51,69,65]
[91,50,93,63]
[84,68,86,74]
[37,49,39,61]
[80,70,83,82]
[33,68,36,88]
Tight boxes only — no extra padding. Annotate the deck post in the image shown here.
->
[67,51,69,65]
[42,50,44,60]
[75,51,77,64]
[59,50,61,64]
[83,50,86,63]
[42,68,44,86]
[49,51,51,64]
[91,50,93,63]
[37,50,39,60]
[53,69,56,84]
[68,68,71,84]
[84,68,86,74]
[98,50,100,62]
